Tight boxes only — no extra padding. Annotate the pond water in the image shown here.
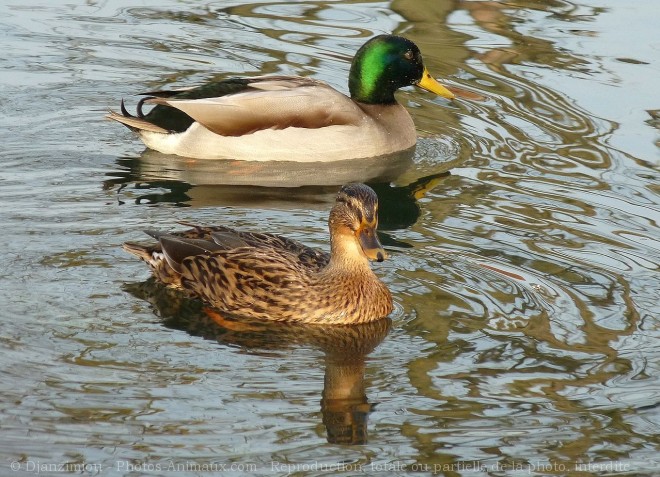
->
[1,0,658,475]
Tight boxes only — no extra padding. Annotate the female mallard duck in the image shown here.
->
[123,183,393,324]
[107,34,455,162]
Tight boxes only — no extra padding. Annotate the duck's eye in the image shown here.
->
[404,50,414,61]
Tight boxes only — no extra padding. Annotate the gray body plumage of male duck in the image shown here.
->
[123,184,393,325]
[107,35,455,162]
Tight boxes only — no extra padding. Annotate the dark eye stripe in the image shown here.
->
[336,183,380,226]
[354,206,364,223]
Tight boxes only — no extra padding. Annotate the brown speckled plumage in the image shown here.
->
[123,184,393,325]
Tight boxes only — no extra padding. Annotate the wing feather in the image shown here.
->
[179,248,311,314]
[145,81,365,136]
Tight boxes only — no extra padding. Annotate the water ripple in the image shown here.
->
[1,0,658,472]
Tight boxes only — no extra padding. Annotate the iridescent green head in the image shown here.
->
[348,34,455,105]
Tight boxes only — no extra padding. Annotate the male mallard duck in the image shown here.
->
[107,34,455,162]
[123,183,393,324]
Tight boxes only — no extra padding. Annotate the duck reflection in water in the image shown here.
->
[123,278,391,444]
[106,151,450,239]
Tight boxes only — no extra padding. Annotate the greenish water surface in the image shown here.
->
[1,0,658,475]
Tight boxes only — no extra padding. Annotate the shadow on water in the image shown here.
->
[123,279,391,445]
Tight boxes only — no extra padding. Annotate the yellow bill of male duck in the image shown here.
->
[107,35,456,162]
[123,183,393,325]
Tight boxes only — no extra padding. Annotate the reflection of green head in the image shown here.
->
[348,35,426,105]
